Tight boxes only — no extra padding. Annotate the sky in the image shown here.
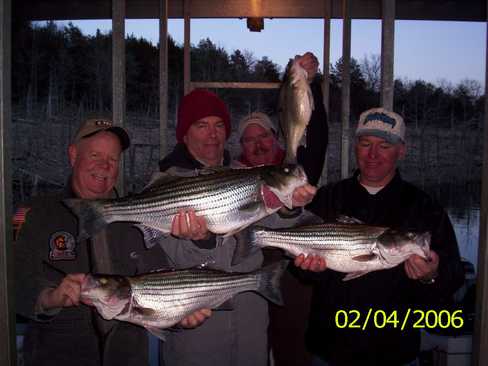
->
[54,18,486,87]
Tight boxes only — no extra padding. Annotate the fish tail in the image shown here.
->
[256,260,287,306]
[232,227,260,266]
[63,198,109,240]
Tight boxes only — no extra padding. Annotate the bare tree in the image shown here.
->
[360,53,381,92]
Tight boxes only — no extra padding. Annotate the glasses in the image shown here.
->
[242,132,274,145]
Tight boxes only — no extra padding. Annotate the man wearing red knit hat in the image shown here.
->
[154,88,316,366]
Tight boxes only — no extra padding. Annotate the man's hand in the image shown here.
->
[294,254,327,272]
[296,52,319,83]
[38,273,86,310]
[178,308,212,328]
[292,184,317,208]
[171,209,211,240]
[404,250,440,281]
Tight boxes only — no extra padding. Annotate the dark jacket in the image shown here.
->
[296,79,328,186]
[15,185,159,366]
[303,171,465,366]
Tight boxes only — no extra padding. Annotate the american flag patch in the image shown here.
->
[13,207,31,239]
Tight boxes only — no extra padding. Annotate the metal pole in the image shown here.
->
[0,0,15,364]
[340,0,351,179]
[381,0,395,110]
[112,0,127,195]
[473,2,488,364]
[321,0,331,185]
[159,0,168,159]
[183,0,191,95]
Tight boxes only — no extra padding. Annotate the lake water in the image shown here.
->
[449,208,479,273]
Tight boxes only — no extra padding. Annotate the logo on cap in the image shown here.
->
[94,119,113,127]
[363,112,396,128]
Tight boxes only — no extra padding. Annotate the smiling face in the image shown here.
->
[69,131,122,199]
[355,135,406,187]
[183,116,226,167]
[241,123,279,166]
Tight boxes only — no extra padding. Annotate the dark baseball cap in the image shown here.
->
[73,118,130,151]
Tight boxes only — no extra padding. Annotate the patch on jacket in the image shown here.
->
[49,231,76,260]
[13,206,31,240]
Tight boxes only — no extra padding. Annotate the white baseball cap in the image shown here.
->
[356,108,405,144]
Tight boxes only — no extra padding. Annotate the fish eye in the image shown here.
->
[100,278,108,285]
[284,167,290,173]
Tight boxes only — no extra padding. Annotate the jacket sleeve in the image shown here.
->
[297,79,329,186]
[14,203,60,320]
[407,198,465,304]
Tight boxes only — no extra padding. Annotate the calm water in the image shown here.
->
[449,208,479,273]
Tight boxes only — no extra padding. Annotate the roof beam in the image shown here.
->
[14,0,486,22]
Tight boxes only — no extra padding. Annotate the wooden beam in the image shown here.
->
[159,0,168,158]
[0,0,15,364]
[183,0,190,95]
[112,0,127,195]
[340,0,351,180]
[473,1,488,364]
[321,0,331,185]
[380,0,395,110]
[189,82,280,90]
[14,0,486,22]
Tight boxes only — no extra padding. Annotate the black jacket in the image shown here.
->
[302,171,465,366]
[296,79,328,186]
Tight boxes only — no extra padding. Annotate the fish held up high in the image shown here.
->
[80,261,287,340]
[234,216,431,281]
[279,56,315,164]
[63,164,308,244]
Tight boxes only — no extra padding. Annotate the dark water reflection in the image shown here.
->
[420,182,481,273]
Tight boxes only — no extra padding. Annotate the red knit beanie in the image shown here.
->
[176,89,231,143]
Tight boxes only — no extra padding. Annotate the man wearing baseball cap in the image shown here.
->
[15,117,162,366]
[298,107,465,366]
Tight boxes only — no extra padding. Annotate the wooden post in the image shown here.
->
[473,1,488,364]
[340,0,351,179]
[183,0,191,95]
[0,0,15,364]
[381,0,395,110]
[159,0,168,158]
[112,0,127,195]
[321,0,331,185]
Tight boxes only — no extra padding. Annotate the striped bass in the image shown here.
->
[279,57,314,164]
[64,164,307,243]
[80,261,286,340]
[234,218,431,281]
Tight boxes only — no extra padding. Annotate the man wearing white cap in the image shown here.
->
[298,107,465,366]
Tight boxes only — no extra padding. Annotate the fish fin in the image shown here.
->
[342,271,370,281]
[134,224,168,248]
[336,215,364,225]
[232,227,260,266]
[296,211,324,226]
[63,198,108,240]
[214,299,235,311]
[198,166,231,175]
[351,254,377,262]
[239,201,263,215]
[145,326,170,341]
[256,260,288,306]
[141,172,181,193]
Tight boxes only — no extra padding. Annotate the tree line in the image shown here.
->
[11,20,485,211]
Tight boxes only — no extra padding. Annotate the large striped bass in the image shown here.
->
[64,164,307,243]
[279,57,314,164]
[80,261,286,340]
[234,217,431,281]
